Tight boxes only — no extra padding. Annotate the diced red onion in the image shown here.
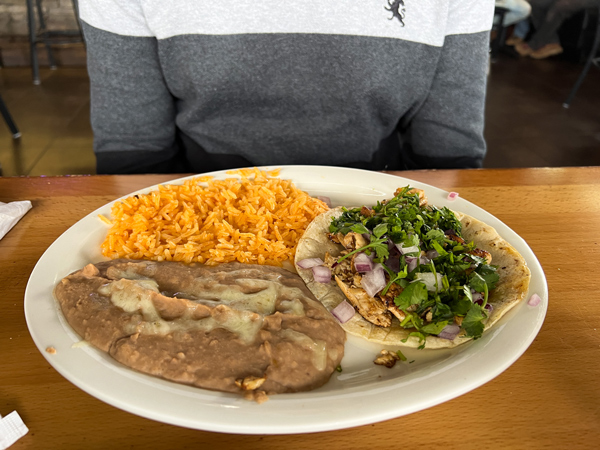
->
[474,296,493,313]
[396,243,420,254]
[406,256,418,272]
[316,196,332,207]
[297,257,325,269]
[360,263,386,297]
[331,300,355,324]
[312,265,331,284]
[528,293,542,307]
[406,255,430,272]
[438,323,461,340]
[354,252,374,273]
[386,242,401,259]
[386,255,401,272]
[415,272,443,291]
[447,192,459,201]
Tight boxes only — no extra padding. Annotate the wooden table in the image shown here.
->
[1,167,599,449]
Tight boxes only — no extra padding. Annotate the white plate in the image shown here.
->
[24,166,547,434]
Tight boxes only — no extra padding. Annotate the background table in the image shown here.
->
[1,167,599,449]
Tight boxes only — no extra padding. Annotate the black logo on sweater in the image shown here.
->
[385,0,406,26]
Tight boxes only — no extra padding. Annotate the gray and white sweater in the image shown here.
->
[80,0,494,174]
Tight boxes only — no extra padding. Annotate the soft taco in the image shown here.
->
[294,187,531,349]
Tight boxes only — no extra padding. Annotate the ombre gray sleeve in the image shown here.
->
[400,31,490,169]
[82,21,180,173]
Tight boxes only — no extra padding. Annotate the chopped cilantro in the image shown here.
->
[462,303,487,338]
[476,264,500,290]
[425,229,445,242]
[350,223,369,235]
[450,293,473,316]
[396,350,407,361]
[430,240,448,257]
[373,223,388,238]
[421,320,449,335]
[394,282,427,310]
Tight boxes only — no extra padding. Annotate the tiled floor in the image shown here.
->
[0,66,95,176]
[0,48,599,177]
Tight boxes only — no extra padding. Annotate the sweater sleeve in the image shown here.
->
[81,20,182,174]
[399,0,494,170]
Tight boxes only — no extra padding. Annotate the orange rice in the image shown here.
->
[100,168,329,266]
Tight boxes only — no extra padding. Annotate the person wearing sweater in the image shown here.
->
[79,1,494,174]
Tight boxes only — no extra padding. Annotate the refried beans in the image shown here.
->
[54,260,346,402]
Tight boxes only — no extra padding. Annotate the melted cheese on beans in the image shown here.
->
[99,277,315,349]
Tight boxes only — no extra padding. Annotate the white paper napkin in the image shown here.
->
[0,201,32,241]
[0,411,29,449]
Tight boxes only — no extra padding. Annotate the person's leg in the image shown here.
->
[528,0,597,50]
[514,17,531,38]
[504,0,533,45]
[515,0,554,54]
[507,18,531,45]
[527,0,556,31]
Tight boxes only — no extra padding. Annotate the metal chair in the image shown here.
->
[0,94,20,139]
[563,5,600,108]
[491,7,510,62]
[26,0,83,85]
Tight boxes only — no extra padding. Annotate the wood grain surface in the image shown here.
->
[1,167,599,449]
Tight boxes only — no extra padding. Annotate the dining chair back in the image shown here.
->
[26,0,84,85]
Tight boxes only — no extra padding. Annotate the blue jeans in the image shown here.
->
[514,18,531,39]
[495,0,532,26]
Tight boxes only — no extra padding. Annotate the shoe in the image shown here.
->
[506,36,524,46]
[515,42,533,56]
[530,43,563,59]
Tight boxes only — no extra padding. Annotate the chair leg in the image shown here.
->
[26,0,41,85]
[35,0,57,69]
[0,95,21,139]
[564,8,600,108]
[72,0,82,33]
[71,0,86,48]
[491,10,508,62]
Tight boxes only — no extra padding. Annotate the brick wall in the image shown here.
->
[0,0,78,37]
